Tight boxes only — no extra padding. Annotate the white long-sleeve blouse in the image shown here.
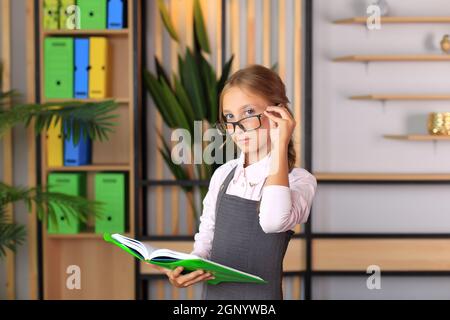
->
[190,150,317,259]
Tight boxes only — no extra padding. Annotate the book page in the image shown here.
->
[149,249,200,261]
[112,234,150,260]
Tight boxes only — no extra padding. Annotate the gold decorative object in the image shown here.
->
[428,112,450,135]
[441,35,450,54]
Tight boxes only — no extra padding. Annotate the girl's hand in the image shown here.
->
[263,104,296,150]
[166,266,215,288]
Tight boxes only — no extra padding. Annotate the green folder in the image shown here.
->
[44,37,74,98]
[104,233,267,285]
[77,0,107,30]
[43,0,60,30]
[47,173,87,234]
[94,173,126,234]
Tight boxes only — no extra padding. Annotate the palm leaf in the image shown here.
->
[0,205,26,258]
[0,182,103,229]
[0,100,118,144]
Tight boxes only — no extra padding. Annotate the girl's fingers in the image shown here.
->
[171,266,184,277]
[266,106,293,120]
[179,269,205,282]
[184,273,213,287]
[264,110,282,124]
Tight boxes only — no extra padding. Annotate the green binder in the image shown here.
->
[94,173,126,234]
[77,0,107,30]
[43,0,59,30]
[104,233,267,285]
[44,37,74,98]
[47,173,87,234]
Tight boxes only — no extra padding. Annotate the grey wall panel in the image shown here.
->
[313,0,450,173]
[313,276,450,300]
[313,184,450,233]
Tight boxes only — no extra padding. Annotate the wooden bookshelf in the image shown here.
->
[334,55,450,62]
[334,16,450,24]
[36,0,141,299]
[351,94,450,101]
[314,172,450,181]
[43,97,129,104]
[47,232,132,240]
[46,164,131,172]
[43,29,129,36]
[384,134,450,141]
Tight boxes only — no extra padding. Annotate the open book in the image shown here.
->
[104,233,267,285]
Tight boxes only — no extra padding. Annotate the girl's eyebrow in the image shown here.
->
[223,104,254,114]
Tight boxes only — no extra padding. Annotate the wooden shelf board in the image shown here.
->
[46,232,132,240]
[43,97,129,104]
[351,94,450,101]
[334,55,450,62]
[384,134,450,141]
[314,172,450,181]
[47,164,130,172]
[334,16,450,24]
[43,29,129,36]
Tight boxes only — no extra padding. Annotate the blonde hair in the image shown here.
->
[218,64,296,172]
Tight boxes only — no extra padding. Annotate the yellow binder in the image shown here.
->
[89,37,108,98]
[46,117,63,167]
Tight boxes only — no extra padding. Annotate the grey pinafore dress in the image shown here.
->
[202,164,295,300]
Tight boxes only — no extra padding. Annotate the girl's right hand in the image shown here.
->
[166,266,215,288]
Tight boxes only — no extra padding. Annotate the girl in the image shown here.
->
[149,64,317,300]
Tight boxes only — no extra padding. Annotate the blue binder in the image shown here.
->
[74,38,89,99]
[64,121,91,166]
[107,0,124,29]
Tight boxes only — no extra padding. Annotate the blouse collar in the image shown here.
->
[233,150,272,185]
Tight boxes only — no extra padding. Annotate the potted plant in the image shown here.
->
[144,0,234,229]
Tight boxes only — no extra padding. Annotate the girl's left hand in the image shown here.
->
[263,104,296,149]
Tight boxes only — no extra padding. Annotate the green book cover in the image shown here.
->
[103,233,267,285]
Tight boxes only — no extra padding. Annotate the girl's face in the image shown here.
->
[222,86,272,155]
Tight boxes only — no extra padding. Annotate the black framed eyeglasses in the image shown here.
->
[215,113,264,135]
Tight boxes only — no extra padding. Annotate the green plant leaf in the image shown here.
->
[143,69,176,127]
[156,129,193,193]
[0,100,118,142]
[154,56,171,86]
[196,50,218,124]
[217,54,234,95]
[193,0,210,54]
[157,0,179,42]
[173,74,195,132]
[159,76,191,131]
[0,206,26,258]
[271,62,278,72]
[180,48,206,118]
